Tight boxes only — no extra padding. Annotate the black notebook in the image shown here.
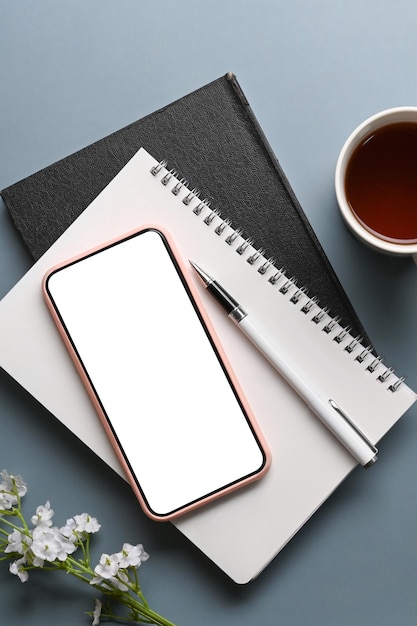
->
[1,72,370,344]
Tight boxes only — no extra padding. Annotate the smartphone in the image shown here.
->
[43,226,270,521]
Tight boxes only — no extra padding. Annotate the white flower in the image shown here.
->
[31,526,62,562]
[0,471,27,510]
[0,469,27,498]
[60,517,77,541]
[31,501,54,527]
[117,543,149,568]
[0,491,17,510]
[90,572,129,591]
[9,557,28,582]
[31,525,75,562]
[5,529,32,555]
[93,553,120,579]
[55,536,77,561]
[0,470,165,625]
[73,513,101,534]
[92,598,102,626]
[32,555,45,567]
[113,570,129,591]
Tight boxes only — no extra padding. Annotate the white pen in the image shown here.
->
[190,261,378,468]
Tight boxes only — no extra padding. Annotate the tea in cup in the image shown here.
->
[335,107,417,261]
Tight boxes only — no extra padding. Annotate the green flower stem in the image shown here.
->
[96,589,176,626]
[57,556,175,625]
[92,576,175,626]
[0,515,20,528]
[1,507,29,534]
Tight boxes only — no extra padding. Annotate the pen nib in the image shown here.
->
[189,261,212,287]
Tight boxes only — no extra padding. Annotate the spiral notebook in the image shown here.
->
[0,148,415,583]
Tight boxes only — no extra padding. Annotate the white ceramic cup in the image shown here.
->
[335,107,417,263]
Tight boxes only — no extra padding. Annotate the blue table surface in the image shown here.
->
[2,2,417,625]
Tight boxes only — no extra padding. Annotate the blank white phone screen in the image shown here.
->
[46,229,266,517]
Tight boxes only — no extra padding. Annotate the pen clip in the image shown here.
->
[328,399,378,456]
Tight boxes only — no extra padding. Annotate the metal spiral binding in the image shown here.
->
[150,159,406,392]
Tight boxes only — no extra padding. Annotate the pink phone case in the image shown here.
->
[43,225,271,520]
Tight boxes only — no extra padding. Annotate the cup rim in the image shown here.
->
[335,106,417,255]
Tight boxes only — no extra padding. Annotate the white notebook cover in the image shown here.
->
[0,148,415,583]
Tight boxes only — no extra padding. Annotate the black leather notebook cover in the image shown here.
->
[1,72,370,343]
